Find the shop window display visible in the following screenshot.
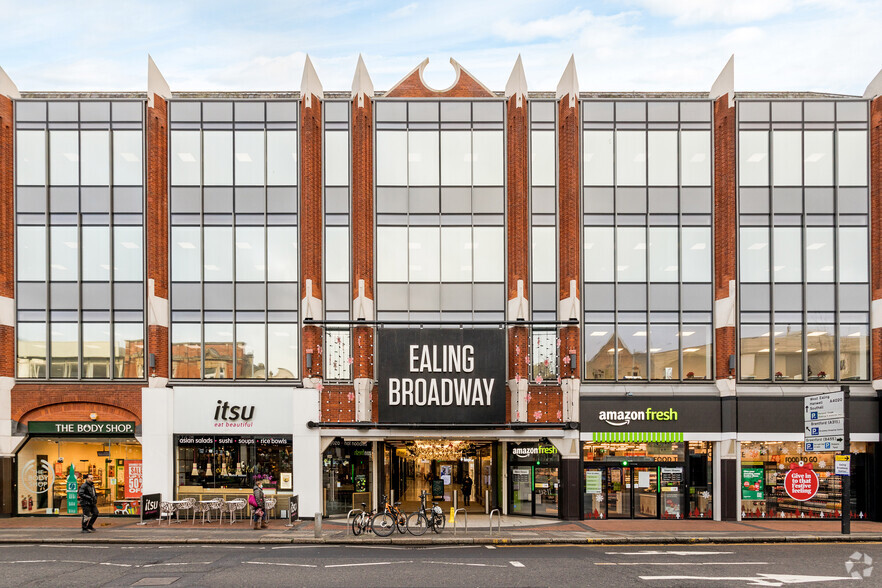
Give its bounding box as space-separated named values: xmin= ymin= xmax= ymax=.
xmin=322 ymin=440 xmax=373 ymax=516
xmin=740 ymin=441 xmax=865 ymax=519
xmin=16 ymin=437 xmax=142 ymax=515
xmin=175 ymin=435 xmax=293 ymax=504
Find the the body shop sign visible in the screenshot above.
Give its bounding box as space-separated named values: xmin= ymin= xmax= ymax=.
xmin=784 ymin=462 xmax=819 ymax=501
xmin=378 ymin=329 xmax=506 ymax=424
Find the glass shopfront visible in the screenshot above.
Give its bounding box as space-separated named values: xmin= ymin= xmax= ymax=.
xmin=174 ymin=435 xmax=293 ymax=504
xmin=582 ymin=441 xmax=712 ymax=519
xmin=508 ymin=442 xmax=560 ymax=517
xmin=740 ymin=441 xmax=868 ymax=519
xmin=322 ymin=439 xmax=373 ymax=516
xmin=16 ymin=436 xmax=142 ymax=516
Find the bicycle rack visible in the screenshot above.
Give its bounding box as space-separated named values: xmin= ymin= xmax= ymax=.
xmin=345 ymin=509 xmax=363 ymax=536
xmin=453 ymin=508 xmax=468 ymax=535
xmin=489 ymin=508 xmax=501 ymax=536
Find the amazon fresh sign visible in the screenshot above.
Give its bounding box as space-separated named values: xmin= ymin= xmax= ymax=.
xmin=582 ymin=396 xmax=722 ymax=434
xmin=599 ymin=408 xmax=679 ymax=426
xmin=378 ymin=329 xmax=506 ymax=424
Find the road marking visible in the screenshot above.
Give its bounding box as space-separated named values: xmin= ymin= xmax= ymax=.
xmin=140 ymin=562 xmax=213 ymax=568
xmin=485 ymin=545 xmax=496 ymax=549
xmin=0 ymin=560 xmax=131 ymax=567
xmin=244 ymin=561 xmax=318 ymax=568
xmin=271 ymin=545 xmax=320 ymax=550
xmin=510 ymin=561 xmax=525 ymax=567
xmin=325 ymin=561 xmax=413 ymax=568
xmin=639 ymin=573 xmax=858 ymax=586
xmin=40 ymin=545 xmax=109 ymax=549
xmin=599 ymin=562 xmax=769 ymax=566
xmin=605 ymin=550 xmax=735 ymax=555
xmin=422 ymin=560 xmax=507 ymax=568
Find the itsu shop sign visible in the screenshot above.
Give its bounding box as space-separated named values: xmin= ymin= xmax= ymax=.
xmin=784 ymin=461 xmax=820 ymax=502
xmin=378 ymin=329 xmax=506 ymax=424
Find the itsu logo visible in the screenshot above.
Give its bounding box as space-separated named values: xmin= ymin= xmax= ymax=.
xmin=213 ymin=400 xmax=254 ymax=428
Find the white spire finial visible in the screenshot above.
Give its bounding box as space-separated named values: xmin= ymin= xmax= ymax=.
xmin=147 ymin=55 xmax=171 ymax=108
xmin=351 ymin=54 xmax=374 ymax=108
xmin=301 ymin=55 xmax=324 ymax=109
xmin=0 ymin=65 xmax=19 ymax=99
xmin=556 ymin=55 xmax=579 ymax=108
xmin=505 ymin=54 xmax=528 ymax=108
xmin=710 ymin=54 xmax=735 ymax=108
xmin=864 ymin=68 xmax=882 ymax=100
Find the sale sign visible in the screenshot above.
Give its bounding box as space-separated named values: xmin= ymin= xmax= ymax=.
xmin=124 ymin=460 xmax=143 ymax=499
xmin=784 ymin=462 xmax=819 ymax=502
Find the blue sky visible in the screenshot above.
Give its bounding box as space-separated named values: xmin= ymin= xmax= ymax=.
xmin=2 ymin=0 xmax=881 ymax=95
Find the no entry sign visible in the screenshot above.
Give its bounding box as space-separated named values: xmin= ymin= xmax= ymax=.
xmin=784 ymin=462 xmax=819 ymax=502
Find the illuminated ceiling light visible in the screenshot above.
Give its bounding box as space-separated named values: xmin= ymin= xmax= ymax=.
xmin=820 ymin=266 xmax=833 ymax=271
xmin=684 ymin=348 xmax=699 ymax=353
xmin=63 ymin=153 xmax=78 ymax=162
xmin=121 ymin=153 xmax=139 ymax=162
xmin=690 ymin=243 xmax=706 ymax=250
xmin=634 ymin=243 xmax=646 ymax=250
xmin=758 ymin=348 xmax=770 ymax=353
xmin=178 ymin=242 xmax=196 ymax=249
xmin=178 ymin=153 xmax=196 ymax=162
xmin=747 ymin=153 xmax=766 ymax=163
xmin=806 ymin=243 xmax=825 ymax=250
xmin=204 ymin=264 xmax=219 ymax=271
xmin=236 ymin=242 xmax=252 ymax=249
xmin=848 ymin=332 xmax=862 ymax=337
xmin=805 ymin=153 xmax=824 ymax=162
xmin=63 ymin=241 xmax=77 ymax=249
xmin=679 ymin=331 xmax=695 ymax=337
xmin=121 ymin=242 xmax=139 ymax=249
xmin=748 ymin=243 xmax=767 ymax=250
xmin=590 ymin=331 xmax=608 ymax=337
xmin=649 ymin=348 xmax=661 ymax=352
xmin=633 ymin=331 xmax=647 ymax=337
xmin=664 ymin=266 xmax=677 ymax=272
xmin=807 ymin=331 xmax=827 ymax=337
xmin=235 ymin=153 xmax=253 ymax=162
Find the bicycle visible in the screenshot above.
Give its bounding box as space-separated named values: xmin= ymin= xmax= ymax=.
xmin=371 ymin=494 xmax=407 ymax=536
xmin=351 ymin=502 xmax=373 ymax=536
xmin=406 ymin=490 xmax=445 ymax=536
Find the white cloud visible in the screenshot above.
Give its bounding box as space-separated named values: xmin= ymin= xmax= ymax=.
xmin=493 ymin=9 xmax=598 ymax=42
xmin=389 ymin=2 xmax=418 ymax=19
xmin=636 ymin=0 xmax=797 ymax=25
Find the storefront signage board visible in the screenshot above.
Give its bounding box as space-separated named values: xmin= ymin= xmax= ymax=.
xmin=581 ymin=396 xmax=721 ymax=433
xmin=784 ymin=463 xmax=819 ymax=501
xmin=141 ymin=493 xmax=161 ymax=521
xmin=834 ymin=455 xmax=851 ymax=476
xmin=804 ymin=391 xmax=844 ymax=421
xmin=377 ymin=329 xmax=506 ymax=424
xmin=660 ymin=467 xmax=683 ymax=485
xmin=28 ymin=421 xmax=135 ymax=435
xmin=741 ymin=467 xmax=764 ymax=500
xmin=173 ymin=388 xmax=294 ymax=434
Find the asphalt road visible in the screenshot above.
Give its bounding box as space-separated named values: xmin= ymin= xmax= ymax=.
xmin=0 ymin=543 xmax=877 ymax=587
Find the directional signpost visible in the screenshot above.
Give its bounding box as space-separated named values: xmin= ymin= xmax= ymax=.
xmin=804 ymin=387 xmax=850 ymax=534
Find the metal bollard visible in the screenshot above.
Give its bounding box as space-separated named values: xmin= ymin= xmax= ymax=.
xmin=453 ymin=490 xmax=458 ymax=510
xmin=314 ymin=513 xmax=322 ymax=538
xmin=489 ymin=509 xmax=501 ymax=536
xmin=453 ymin=508 xmax=468 ymax=536
xmin=485 ymin=489 xmax=490 ymax=514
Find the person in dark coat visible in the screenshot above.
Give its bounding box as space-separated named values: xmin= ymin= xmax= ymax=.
xmin=461 ymin=473 xmax=473 ymax=506
xmin=78 ymin=473 xmax=98 ymax=533
xmin=251 ymin=480 xmax=267 ymax=529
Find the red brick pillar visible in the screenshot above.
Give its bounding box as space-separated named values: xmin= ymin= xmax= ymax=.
xmin=506 ymin=69 xmax=529 ymax=422
xmin=146 ymin=93 xmax=169 ymax=383
xmin=351 ymin=58 xmax=374 ymax=422
xmin=300 ymin=59 xmax=323 ymax=385
xmin=713 ymin=95 xmax=737 ymax=383
xmin=558 ymin=74 xmax=580 ymax=382
xmin=871 ymin=96 xmax=882 ymax=385
xmin=0 ymin=92 xmax=13 ymax=385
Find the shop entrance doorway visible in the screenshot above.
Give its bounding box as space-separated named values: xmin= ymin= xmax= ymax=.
xmin=381 ymin=440 xmax=497 ymax=515
xmin=585 ymin=463 xmax=685 ymax=519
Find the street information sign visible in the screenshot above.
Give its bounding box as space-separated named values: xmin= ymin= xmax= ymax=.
xmin=804 ymin=391 xmax=845 ymax=452
xmin=834 ymin=455 xmax=851 ymax=476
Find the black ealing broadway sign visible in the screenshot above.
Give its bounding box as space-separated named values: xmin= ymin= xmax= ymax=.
xmin=378 ymin=329 xmax=506 ymax=424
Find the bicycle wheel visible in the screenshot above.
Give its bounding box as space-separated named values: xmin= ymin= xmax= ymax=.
xmin=432 ymin=512 xmax=446 ymax=534
xmin=396 ymin=513 xmax=408 ymax=534
xmin=371 ymin=512 xmax=396 ymax=537
xmin=351 ymin=513 xmax=364 ymax=536
xmin=406 ymin=512 xmax=429 ymax=536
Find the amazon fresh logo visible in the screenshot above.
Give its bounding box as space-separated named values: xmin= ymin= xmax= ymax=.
xmin=599 ymin=408 xmax=678 ymax=427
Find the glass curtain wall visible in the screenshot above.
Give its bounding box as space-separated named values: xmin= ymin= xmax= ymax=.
xmin=530 ymin=100 xmax=559 ymax=382
xmin=323 ymin=101 xmax=352 ymax=381
xmin=169 ymin=101 xmax=299 ymax=380
xmin=738 ymin=100 xmax=870 ymax=381
xmin=582 ymin=100 xmax=713 ymax=381
xmin=15 ymin=100 xmax=146 ymax=380
xmin=374 ymin=100 xmax=506 ymax=322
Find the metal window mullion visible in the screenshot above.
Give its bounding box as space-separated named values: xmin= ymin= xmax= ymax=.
xmin=45 ymin=127 xmax=51 ymax=380
xmin=643 ymin=120 xmax=651 ymax=381
xmin=199 ymin=111 xmax=206 ymax=380
xmin=77 ymin=121 xmax=85 ymax=380
xmin=832 ymin=107 xmax=841 ymax=380
xmin=768 ymin=128 xmax=776 ymax=381
xmin=800 ymin=107 xmax=808 ymax=383
xmin=108 ymin=120 xmax=116 ymax=380
xmin=677 ymin=122 xmax=684 ymax=382
xmin=612 ymin=124 xmax=619 ymax=382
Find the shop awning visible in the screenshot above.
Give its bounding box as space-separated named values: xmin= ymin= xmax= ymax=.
xmin=591 ymin=432 xmax=684 ymax=443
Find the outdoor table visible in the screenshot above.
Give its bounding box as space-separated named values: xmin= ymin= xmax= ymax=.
xmin=169 ymin=499 xmax=191 ymax=522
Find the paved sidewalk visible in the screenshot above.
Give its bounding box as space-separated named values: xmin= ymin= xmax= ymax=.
xmin=1 ymin=515 xmax=881 ymax=545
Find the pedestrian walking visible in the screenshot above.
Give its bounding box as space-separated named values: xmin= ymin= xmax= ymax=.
xmin=250 ymin=479 xmax=267 ymax=530
xmin=78 ymin=473 xmax=98 ymax=533
xmin=461 ymin=473 xmax=473 ymax=506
